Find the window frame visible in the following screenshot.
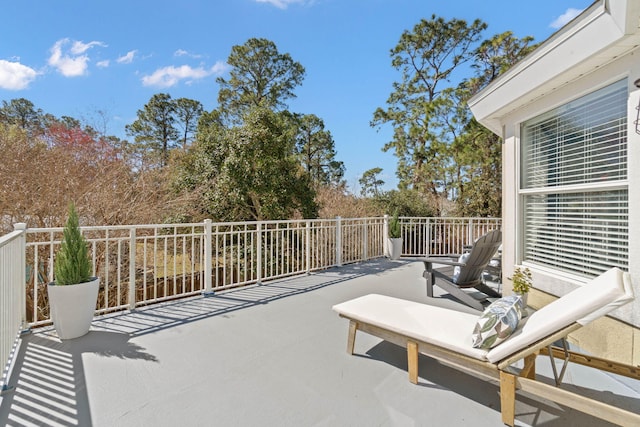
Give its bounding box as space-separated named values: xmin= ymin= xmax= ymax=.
xmin=518 ymin=78 xmax=629 ymax=278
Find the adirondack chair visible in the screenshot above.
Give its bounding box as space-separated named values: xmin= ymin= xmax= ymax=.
xmin=422 ymin=229 xmax=502 ymax=311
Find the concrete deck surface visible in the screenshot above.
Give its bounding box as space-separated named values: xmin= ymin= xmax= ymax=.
xmin=1 ymin=259 xmax=638 ymax=426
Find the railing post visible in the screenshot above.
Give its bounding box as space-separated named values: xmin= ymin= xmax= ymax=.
xmin=256 ymin=222 xmax=263 ymax=284
xmin=425 ymin=218 xmax=431 ymax=257
xmin=335 ymin=216 xmax=342 ymax=267
xmin=305 ymin=221 xmax=311 ymax=273
xmin=128 ymin=227 xmax=137 ymax=310
xmin=363 ymin=218 xmax=368 ymax=260
xmin=383 ymin=215 xmax=389 ymax=258
xmin=467 ymin=218 xmax=474 ymax=246
xmin=14 ymin=223 xmax=27 ymax=330
xmin=203 ymin=219 xmax=213 ymax=296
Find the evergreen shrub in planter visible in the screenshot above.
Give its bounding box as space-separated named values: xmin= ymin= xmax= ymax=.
xmin=387 ymin=211 xmax=403 ymax=260
xmin=48 ymin=203 xmax=99 ymax=340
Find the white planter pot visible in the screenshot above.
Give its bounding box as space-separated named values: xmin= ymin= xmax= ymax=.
xmin=48 ymin=277 xmax=99 ymax=340
xmin=387 ymin=238 xmax=403 ymax=260
xmin=514 ymin=291 xmax=529 ymax=316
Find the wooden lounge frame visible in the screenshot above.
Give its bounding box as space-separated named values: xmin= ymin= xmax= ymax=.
xmin=334 ymin=268 xmax=638 ymax=426
xmin=342 ymin=316 xmax=640 ymax=426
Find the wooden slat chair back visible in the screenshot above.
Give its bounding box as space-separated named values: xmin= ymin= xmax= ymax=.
xmin=455 ymin=229 xmax=502 ymax=287
xmin=422 ymin=229 xmax=502 ymax=311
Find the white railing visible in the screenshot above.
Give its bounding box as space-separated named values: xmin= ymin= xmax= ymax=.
xmin=1 ymin=216 xmax=500 ymax=384
xmin=2 ymin=215 xmax=500 ymax=335
xmin=1 ymin=223 xmax=26 ymax=392
xmin=21 ymin=217 xmax=394 ymax=326
xmin=399 ymin=217 xmax=502 ymax=256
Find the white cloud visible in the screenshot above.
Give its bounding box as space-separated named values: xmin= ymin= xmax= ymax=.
xmin=255 ymin=0 xmax=309 ymax=9
xmin=141 ymin=61 xmax=229 ymax=88
xmin=97 ymin=60 xmax=110 ymax=68
xmin=48 ymin=38 xmax=106 ymax=77
xmin=117 ymin=50 xmax=137 ymax=64
xmin=174 ymin=49 xmax=203 ymax=59
xmin=70 ymin=40 xmax=106 ymax=55
xmin=210 ymin=61 xmax=229 ymax=74
xmin=550 ymin=8 xmax=583 ymax=29
xmin=0 ymin=59 xmax=38 ymax=90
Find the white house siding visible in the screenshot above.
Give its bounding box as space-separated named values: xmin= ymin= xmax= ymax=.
xmin=469 ymin=1 xmax=640 ymax=362
xmin=500 ymin=52 xmax=640 ymax=327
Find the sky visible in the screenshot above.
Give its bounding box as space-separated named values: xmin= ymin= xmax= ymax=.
xmin=1 ymin=0 xmax=591 ymax=192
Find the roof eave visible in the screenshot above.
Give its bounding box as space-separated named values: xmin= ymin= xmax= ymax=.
xmin=469 ymin=0 xmax=640 ymax=135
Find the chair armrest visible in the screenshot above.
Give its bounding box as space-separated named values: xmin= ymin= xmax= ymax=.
xmin=422 ymin=257 xmax=464 ymax=267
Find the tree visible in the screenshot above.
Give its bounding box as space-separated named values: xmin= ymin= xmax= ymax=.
xmin=372 ymin=16 xmax=486 ymax=211
xmin=359 ymin=167 xmax=385 ymax=197
xmin=294 ymin=114 xmax=344 ymax=187
xmin=174 ymin=98 xmax=203 ymax=149
xmin=0 ymin=98 xmax=50 ymax=137
xmin=126 ymin=93 xmax=179 ymax=168
xmin=452 ymin=32 xmax=535 ymax=216
xmin=174 ymin=105 xmax=317 ymax=221
xmin=0 ymin=122 xmax=125 ymax=228
xmin=373 ymin=17 xmax=535 ymax=217
xmin=216 ymin=38 xmax=305 ymax=123
xmin=469 ymin=31 xmax=535 ymax=93
xmin=0 ymin=104 xmax=176 ymax=232
xmin=452 ymin=120 xmax=502 ymax=216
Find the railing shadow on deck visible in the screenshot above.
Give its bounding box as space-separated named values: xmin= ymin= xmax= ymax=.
xmin=0 ymin=258 xmax=410 ymax=426
xmin=92 ymin=258 xmax=412 ymax=338
xmin=0 ymin=331 xmax=157 ymax=427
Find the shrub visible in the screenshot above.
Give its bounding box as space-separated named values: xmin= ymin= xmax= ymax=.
xmin=511 ymin=267 xmax=533 ymax=294
xmin=54 ymin=203 xmax=92 ymax=285
xmin=388 ymin=210 xmax=401 ymax=239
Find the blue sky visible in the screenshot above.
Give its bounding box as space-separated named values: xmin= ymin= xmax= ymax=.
xmin=1 ymin=0 xmax=590 ymax=192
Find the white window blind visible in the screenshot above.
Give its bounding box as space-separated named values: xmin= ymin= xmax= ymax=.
xmin=520 ymin=80 xmax=628 ymax=278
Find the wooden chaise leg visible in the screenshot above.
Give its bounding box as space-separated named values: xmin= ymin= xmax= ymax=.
xmin=407 ymin=341 xmax=419 ymax=384
xmin=500 ymin=371 xmax=516 ymax=426
xmin=521 ymin=354 xmax=536 ymax=379
xmin=347 ymin=320 xmax=358 ymax=355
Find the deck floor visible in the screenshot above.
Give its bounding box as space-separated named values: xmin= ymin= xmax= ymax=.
xmin=1 ymin=259 xmax=638 ymax=426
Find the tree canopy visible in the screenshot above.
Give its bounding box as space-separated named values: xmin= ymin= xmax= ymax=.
xmin=126 ymin=93 xmax=205 ymax=168
xmin=0 ymin=98 xmax=53 ymax=137
xmin=1 ymin=24 xmax=537 ymax=228
xmin=359 ymin=167 xmax=384 ymax=197
xmin=216 ymin=38 xmax=305 ymax=123
xmin=372 ymin=16 xmax=534 ymax=216
xmin=174 ymin=105 xmax=318 ymax=221
xmin=294 ymin=114 xmax=345 ymax=188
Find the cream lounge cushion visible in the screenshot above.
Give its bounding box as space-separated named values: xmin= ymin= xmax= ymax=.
xmin=332 ymin=268 xmax=633 ymax=365
xmin=486 ymin=267 xmax=633 ymax=363
xmin=333 ymin=294 xmax=489 ymax=360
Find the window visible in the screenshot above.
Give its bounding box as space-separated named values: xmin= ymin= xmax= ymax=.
xmin=520 ymin=79 xmax=628 ymax=278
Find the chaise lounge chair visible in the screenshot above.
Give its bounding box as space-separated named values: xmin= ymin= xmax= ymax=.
xmin=422 ymin=229 xmax=502 ymax=311
xmin=333 ymin=267 xmax=638 ymax=426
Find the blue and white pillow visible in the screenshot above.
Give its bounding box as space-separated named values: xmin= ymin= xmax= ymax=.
xmin=452 ymin=252 xmax=470 ymax=284
xmin=471 ymin=295 xmax=523 ymax=349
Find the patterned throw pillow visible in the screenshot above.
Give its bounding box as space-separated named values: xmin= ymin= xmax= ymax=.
xmin=452 ymin=252 xmax=470 ymax=284
xmin=471 ymin=296 xmax=523 ymax=349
